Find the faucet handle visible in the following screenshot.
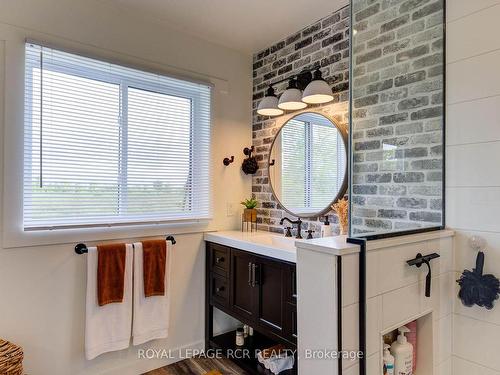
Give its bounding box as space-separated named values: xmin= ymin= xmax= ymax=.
xmin=284 ymin=227 xmax=293 ymax=237
xmin=306 ymin=230 xmax=315 ymax=240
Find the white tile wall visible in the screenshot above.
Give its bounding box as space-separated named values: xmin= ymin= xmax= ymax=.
xmin=447 ymin=96 xmax=500 ymax=146
xmin=453 ymin=356 xmax=500 ymax=375
xmin=447 ymin=4 xmax=500 ymax=63
xmin=446 ymin=0 xmax=500 ymax=22
xmin=447 ymin=0 xmax=500 ymax=372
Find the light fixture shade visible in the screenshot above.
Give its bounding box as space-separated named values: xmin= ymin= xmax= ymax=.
xmin=257 ymin=86 xmax=284 ymax=116
xmin=278 ymin=88 xmax=307 ymax=110
xmin=302 ymin=70 xmax=334 ymax=104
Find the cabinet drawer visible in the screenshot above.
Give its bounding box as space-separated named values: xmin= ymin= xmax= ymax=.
xmin=209 ymin=243 xmax=230 ymax=277
xmin=210 ymin=273 xmax=229 ymax=307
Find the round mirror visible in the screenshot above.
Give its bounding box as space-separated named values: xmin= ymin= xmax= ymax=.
xmin=268 ymin=112 xmax=347 ymax=218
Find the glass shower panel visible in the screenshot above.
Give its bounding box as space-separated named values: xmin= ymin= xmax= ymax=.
xmin=349 ymin=0 xmax=445 ymax=237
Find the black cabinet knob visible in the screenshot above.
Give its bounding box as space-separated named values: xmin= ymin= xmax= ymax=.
xmin=216 ymin=286 xmax=225 ymax=293
xmin=216 ymin=256 xmax=225 ymax=263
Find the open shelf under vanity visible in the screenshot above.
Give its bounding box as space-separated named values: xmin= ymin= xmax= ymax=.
xmin=209 ymin=329 xmax=297 ymax=375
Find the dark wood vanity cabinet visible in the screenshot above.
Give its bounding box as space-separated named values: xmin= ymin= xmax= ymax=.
xmin=206 ymin=242 xmax=297 ymax=346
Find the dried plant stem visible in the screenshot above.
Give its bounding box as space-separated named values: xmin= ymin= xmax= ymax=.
xmin=332 ymin=197 xmax=349 ymax=235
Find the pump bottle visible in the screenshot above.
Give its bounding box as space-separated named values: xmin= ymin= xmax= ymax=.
xmin=383 ymin=344 xmax=395 ymax=375
xmin=390 ymin=326 xmax=413 ymax=375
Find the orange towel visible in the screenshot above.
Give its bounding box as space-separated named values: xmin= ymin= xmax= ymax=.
xmin=142 ymin=240 xmax=167 ymax=297
xmin=97 ymin=243 xmax=127 ymax=306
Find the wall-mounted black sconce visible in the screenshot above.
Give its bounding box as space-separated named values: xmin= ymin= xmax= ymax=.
xmin=257 ymin=68 xmax=334 ymax=117
xmin=241 ymin=146 xmax=259 ymax=175
xmin=407 ymin=252 xmax=440 ymax=297
xmin=269 ymin=159 xmax=275 ymax=167
xmin=457 ymin=236 xmax=500 ymax=310
xmin=223 ymin=156 xmax=234 ymax=166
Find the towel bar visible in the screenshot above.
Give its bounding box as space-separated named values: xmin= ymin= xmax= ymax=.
xmin=75 ymin=235 xmax=177 ymax=254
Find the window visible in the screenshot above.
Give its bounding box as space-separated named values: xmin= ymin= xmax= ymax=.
xmin=281 ymin=115 xmax=346 ymax=214
xmin=24 ymin=43 xmax=211 ymax=230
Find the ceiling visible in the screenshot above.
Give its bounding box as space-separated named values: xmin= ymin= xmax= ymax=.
xmin=98 ymin=0 xmax=349 ymax=55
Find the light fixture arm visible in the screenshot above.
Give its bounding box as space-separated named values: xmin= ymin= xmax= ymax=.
xmin=267 ymin=68 xmax=317 ymax=91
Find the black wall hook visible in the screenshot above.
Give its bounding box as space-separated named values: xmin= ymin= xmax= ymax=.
xmin=407 ymin=252 xmax=440 ymax=297
xmin=243 ymin=146 xmax=254 ymax=156
xmin=223 ymin=156 xmax=234 ymax=166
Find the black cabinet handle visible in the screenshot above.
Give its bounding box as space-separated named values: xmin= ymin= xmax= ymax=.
xmin=252 ymin=263 xmax=259 ymax=287
xmin=248 ymin=262 xmax=252 ymax=286
xmin=216 ymin=256 xmax=225 ymax=264
xmin=216 ymin=286 xmax=225 ymax=293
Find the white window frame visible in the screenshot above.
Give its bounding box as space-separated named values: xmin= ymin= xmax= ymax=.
xmin=2 ymin=38 xmax=214 ymax=248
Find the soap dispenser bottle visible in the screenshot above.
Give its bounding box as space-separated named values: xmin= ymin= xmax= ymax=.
xmin=391 ymin=326 xmax=413 ymax=375
xmin=320 ymin=216 xmax=333 ymax=237
xmin=383 ymin=344 xmax=395 ymax=375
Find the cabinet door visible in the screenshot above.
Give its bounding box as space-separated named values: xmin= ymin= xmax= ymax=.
xmin=254 ymin=256 xmax=285 ymax=335
xmin=229 ymin=249 xmax=257 ymax=320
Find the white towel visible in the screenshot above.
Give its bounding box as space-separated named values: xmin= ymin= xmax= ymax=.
xmin=268 ymin=355 xmax=295 ymax=374
xmin=85 ymin=245 xmax=133 ymax=360
xmin=132 ymin=241 xmax=172 ymax=345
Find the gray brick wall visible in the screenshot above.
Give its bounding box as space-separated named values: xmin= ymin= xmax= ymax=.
xmin=351 ymin=0 xmax=444 ymax=235
xmin=252 ymin=6 xmax=350 ymax=235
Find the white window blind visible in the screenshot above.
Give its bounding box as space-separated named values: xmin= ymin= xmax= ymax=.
xmin=281 ymin=116 xmax=345 ymax=213
xmin=24 ymin=42 xmax=212 ymax=230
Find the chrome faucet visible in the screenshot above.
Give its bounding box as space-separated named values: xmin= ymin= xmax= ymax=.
xmin=280 ymin=217 xmax=303 ymax=239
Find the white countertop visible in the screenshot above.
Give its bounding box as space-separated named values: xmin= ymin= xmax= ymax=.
xmin=294 ymin=235 xmax=360 ymax=256
xmin=204 ymin=229 xmax=454 ymax=261
xmin=204 ymin=230 xmax=360 ymax=262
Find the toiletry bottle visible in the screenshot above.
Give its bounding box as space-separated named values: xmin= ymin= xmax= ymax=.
xmin=320 ymin=216 xmax=333 ymax=237
xmin=236 ymin=328 xmax=245 ymax=346
xmin=391 ymin=326 xmax=413 ymax=375
xmin=383 ymin=344 xmax=395 ymax=375
xmin=406 ymin=320 xmax=417 ymax=373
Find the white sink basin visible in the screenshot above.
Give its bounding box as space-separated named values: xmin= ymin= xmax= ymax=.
xmin=204 ymin=231 xmax=299 ymax=263
xmin=269 ymin=235 xmax=297 ymax=250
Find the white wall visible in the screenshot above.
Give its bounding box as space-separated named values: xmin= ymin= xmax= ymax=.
xmin=0 ymin=0 xmax=252 ymax=374
xmin=446 ymin=0 xmax=500 ymax=373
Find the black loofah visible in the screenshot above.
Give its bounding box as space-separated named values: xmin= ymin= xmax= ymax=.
xmin=242 ymin=156 xmax=259 ymax=175
xmin=457 ymin=252 xmax=500 ymax=310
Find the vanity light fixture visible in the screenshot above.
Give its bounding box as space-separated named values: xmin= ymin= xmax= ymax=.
xmin=257 ymin=68 xmax=333 ymax=117
xmin=278 ymin=78 xmax=308 ymax=110
xmin=257 ymin=86 xmax=284 ymax=116
xmin=302 ymin=69 xmax=334 ymax=104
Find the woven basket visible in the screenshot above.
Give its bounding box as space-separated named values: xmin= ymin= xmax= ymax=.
xmin=0 ymin=339 xmax=23 ymax=375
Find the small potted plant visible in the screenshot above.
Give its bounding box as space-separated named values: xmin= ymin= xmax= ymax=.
xmin=241 ymin=197 xmax=258 ymax=222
